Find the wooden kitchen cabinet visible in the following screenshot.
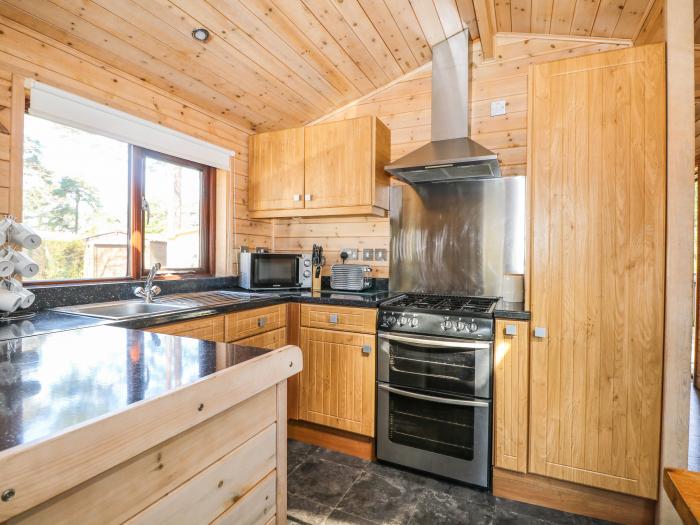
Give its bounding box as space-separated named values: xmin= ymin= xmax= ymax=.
xmin=298 ymin=327 xmax=376 ymax=437
xmin=528 ymin=44 xmax=665 ymax=499
xmin=300 ymin=304 xmax=376 ymax=334
xmin=235 ymin=327 xmax=286 ymax=349
xmin=143 ymin=315 xmax=225 ymax=342
xmin=224 ymin=304 xmax=287 ymax=342
xmin=248 ymin=116 xmax=390 ymax=219
xmin=493 ymin=319 xmax=529 ymax=473
xmin=249 ymin=127 xmax=304 ymax=212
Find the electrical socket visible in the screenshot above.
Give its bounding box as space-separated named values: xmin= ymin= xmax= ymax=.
xmin=362 ymin=248 xmax=374 ymax=261
xmin=490 ymin=100 xmax=506 ymax=116
xmin=374 ymin=249 xmax=387 ymax=262
xmin=341 ymin=248 xmax=358 ymax=260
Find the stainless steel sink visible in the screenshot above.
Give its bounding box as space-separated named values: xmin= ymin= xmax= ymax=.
xmin=54 ymin=300 xmax=193 ymax=320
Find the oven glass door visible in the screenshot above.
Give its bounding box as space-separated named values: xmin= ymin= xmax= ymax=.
xmin=251 ymin=254 xmax=300 ymax=288
xmin=376 ymin=383 xmax=491 ymax=487
xmin=378 ymin=332 xmax=492 ymax=398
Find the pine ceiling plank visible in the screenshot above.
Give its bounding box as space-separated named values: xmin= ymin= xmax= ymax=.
xmin=530 ymin=0 xmax=554 ymax=32
xmin=493 ymin=0 xmax=513 ymax=32
xmin=2 ymin=0 xmax=277 ymax=130
xmin=550 ymin=0 xmax=577 ymax=33
xmin=382 ymin=0 xmax=432 ymax=63
xmin=325 ymin=0 xmax=405 ymax=77
xmin=206 ymin=0 xmax=348 ymax=105
xmin=168 ymin=0 xmax=333 ymax=114
xmin=408 ymin=0 xmax=447 ymax=45
xmin=612 ymin=0 xmax=650 ymax=38
xmin=455 ymin=0 xmax=481 ymax=37
xmin=126 ymin=0 xmax=318 ymax=125
xmin=241 ymin=0 xmax=363 ymax=102
xmin=357 ymin=0 xmax=421 ymax=71
xmin=473 ymin=0 xmax=497 ymax=58
xmin=590 ymin=0 xmax=625 ymax=37
xmin=570 ymin=0 xmax=601 ymax=35
xmin=433 ymin=0 xmax=465 ymax=37
xmin=510 ymin=0 xmax=532 ymax=32
xmin=269 ymin=0 xmax=375 ymax=94
xmin=64 ymin=0 xmax=300 ymax=129
xmin=300 ymin=0 xmax=392 ymax=87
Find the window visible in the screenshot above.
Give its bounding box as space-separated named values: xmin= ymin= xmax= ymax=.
xmin=22 ymin=115 xmax=215 ymax=282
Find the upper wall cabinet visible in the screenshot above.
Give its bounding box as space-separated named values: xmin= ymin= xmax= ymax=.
xmin=248 ymin=116 xmax=391 ymax=218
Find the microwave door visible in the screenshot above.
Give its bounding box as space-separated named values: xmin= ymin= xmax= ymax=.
xmin=251 ymin=254 xmax=301 ymax=289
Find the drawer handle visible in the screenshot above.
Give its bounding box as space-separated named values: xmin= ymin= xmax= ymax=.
xmin=504 ymin=324 xmax=517 ymax=336
xmin=329 ymin=314 xmax=338 ymax=324
xmin=257 ymin=317 xmax=267 ymax=328
xmin=362 ymin=344 xmax=372 ymax=355
xmin=533 ymin=326 xmax=547 ymax=338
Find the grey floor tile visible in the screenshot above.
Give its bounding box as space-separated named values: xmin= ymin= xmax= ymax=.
xmin=408 ymin=490 xmax=495 ymax=525
xmin=289 ymin=455 xmax=364 ymax=507
xmin=288 ymin=493 xmax=333 ymax=525
xmin=314 ymin=446 xmax=371 ymax=469
xmin=325 ymin=509 xmax=382 ymax=524
xmin=289 ymin=439 xmax=321 ymax=476
xmin=365 ymin=460 xmax=453 ymax=493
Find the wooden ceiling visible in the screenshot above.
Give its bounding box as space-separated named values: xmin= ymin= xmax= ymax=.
xmin=1 ymin=0 xmax=658 ymax=134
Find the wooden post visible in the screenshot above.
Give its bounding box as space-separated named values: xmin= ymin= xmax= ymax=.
xmin=659 ymin=0 xmax=695 ymax=523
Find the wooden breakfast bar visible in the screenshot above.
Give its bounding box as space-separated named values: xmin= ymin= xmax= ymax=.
xmin=0 ymin=326 xmax=302 ymax=525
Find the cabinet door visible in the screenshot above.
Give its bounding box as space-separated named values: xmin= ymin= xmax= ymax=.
xmin=529 ymin=44 xmax=665 ymax=499
xmin=249 ymin=128 xmax=304 ymax=211
xmin=494 ymin=320 xmax=529 ymax=473
xmin=304 ymin=117 xmax=373 ymax=209
xmin=298 ymin=327 xmax=376 ymax=437
xmin=234 ymin=327 xmax=286 ymax=349
xmin=224 ymin=304 xmax=287 ymax=342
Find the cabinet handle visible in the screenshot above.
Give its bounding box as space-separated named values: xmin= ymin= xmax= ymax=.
xmin=305 ymin=194 xmax=312 ymax=201
xmin=362 ymin=344 xmax=372 ymax=355
xmin=329 ymin=314 xmax=338 ymax=324
xmin=293 ymin=194 xmax=301 ymax=202
xmin=533 ymin=326 xmax=547 ymax=338
xmin=257 ymin=317 xmax=267 ymax=328
xmin=504 ymin=324 xmax=517 ymax=336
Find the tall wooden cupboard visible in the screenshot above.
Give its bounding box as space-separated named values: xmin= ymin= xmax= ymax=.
xmin=528 ymin=44 xmax=666 ymax=499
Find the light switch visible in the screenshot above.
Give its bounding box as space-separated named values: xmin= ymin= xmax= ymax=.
xmin=490 ymin=100 xmax=506 ymax=116
xmin=504 ymin=324 xmax=517 ymax=336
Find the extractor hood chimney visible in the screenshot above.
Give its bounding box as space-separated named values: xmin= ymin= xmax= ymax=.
xmin=384 ymin=30 xmax=501 ymax=184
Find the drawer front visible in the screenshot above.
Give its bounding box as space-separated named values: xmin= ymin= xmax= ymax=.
xmin=235 ymin=327 xmax=287 ymax=349
xmin=143 ymin=315 xmax=225 ymax=341
xmin=225 ymin=304 xmax=287 ymax=341
xmin=300 ymin=304 xmax=376 ymax=334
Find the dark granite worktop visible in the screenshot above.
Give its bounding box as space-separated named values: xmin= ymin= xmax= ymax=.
xmin=0 ymin=325 xmax=270 ymax=454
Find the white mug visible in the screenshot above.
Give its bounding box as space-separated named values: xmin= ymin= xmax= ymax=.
xmin=0 ymin=219 xmax=12 ymax=246
xmin=5 ymin=278 xmax=34 ymax=309
xmin=0 ymin=254 xmax=15 ymax=278
xmin=0 ymin=289 xmax=22 ymax=313
xmin=7 ymin=249 xmax=39 ymax=278
xmin=9 ymin=221 xmax=42 ymax=250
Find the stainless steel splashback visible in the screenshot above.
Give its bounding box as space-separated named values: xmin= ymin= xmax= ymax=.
xmin=389 ymin=177 xmax=525 ymax=296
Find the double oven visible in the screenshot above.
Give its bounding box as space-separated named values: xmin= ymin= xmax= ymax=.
xmin=376 ymin=321 xmax=493 ymax=488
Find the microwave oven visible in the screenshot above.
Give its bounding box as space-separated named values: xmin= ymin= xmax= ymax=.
xmin=239 ymin=252 xmax=312 ymax=290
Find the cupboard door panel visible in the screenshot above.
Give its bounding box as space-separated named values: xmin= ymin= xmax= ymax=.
xmin=529 ymin=44 xmax=665 ymax=499
xmin=304 ymin=118 xmax=373 ymax=209
xmin=298 ymin=328 xmax=376 ymax=437
xmin=249 ymin=128 xmax=304 ymax=211
xmin=494 ymin=320 xmax=529 ymax=473
xmin=235 ymin=327 xmax=287 ymax=349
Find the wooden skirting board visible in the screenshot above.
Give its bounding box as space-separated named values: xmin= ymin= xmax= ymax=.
xmin=492 ymin=468 xmax=656 ymax=525
xmin=287 ymin=420 xmax=374 ymax=461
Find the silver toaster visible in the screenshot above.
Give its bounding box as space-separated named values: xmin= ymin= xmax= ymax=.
xmin=330 ymin=264 xmax=372 ymax=291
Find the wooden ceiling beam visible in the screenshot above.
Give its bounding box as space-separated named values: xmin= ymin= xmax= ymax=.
xmin=473 ymin=0 xmax=497 ymax=59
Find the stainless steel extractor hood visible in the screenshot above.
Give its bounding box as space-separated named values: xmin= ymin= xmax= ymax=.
xmin=385 ymin=30 xmax=501 ymax=184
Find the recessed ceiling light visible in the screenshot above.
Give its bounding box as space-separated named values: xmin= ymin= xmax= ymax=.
xmin=191 ymin=28 xmax=210 ymax=42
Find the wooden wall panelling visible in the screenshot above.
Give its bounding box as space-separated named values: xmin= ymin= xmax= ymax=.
xmin=493 ymin=319 xmax=529 ymax=473
xmin=273 ymin=36 xmax=630 ymax=277
xmin=528 ymin=44 xmax=665 ymax=499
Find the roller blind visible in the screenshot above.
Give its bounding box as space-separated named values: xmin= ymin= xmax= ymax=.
xmin=26 ymin=81 xmax=235 ymax=169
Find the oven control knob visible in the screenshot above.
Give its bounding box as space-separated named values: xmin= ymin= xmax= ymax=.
xmin=441 ymin=319 xmax=453 ymax=331
xmin=304 ymin=259 xmax=311 ymax=267
xmin=410 ymin=317 xmax=419 ymax=328
xmin=468 ymin=321 xmax=478 ymax=333
xmin=456 ymin=321 xmax=466 ymax=332
xmin=303 ymin=270 xmax=311 ymax=278
xmin=386 ymin=315 xmax=396 ymax=326
xmin=399 ymin=316 xmax=408 ymax=326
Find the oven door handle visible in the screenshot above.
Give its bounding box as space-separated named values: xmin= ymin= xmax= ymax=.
xmin=378 ymin=333 xmax=490 ymax=350
xmin=377 ymin=384 xmax=490 ymax=408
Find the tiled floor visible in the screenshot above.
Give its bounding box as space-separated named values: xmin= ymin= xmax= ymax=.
xmin=689 ymin=386 xmax=700 ymax=471
xmin=287 ymin=440 xmax=613 ymax=525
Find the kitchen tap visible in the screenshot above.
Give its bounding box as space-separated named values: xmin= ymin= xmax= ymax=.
xmin=134 ymin=263 xmax=162 ymax=303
